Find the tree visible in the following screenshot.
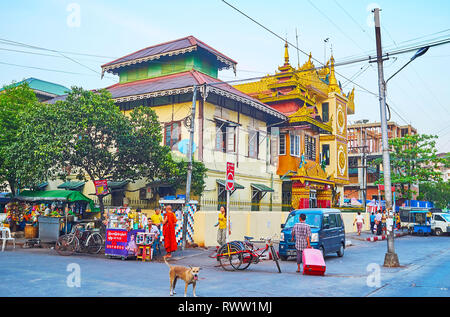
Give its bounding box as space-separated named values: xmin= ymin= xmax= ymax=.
xmin=55 ymin=87 xmax=178 ymax=214
xmin=372 ymin=134 xmax=445 ymax=200
xmin=418 ymin=182 xmax=450 ymax=209
xmin=0 ymin=82 xmax=60 ymax=194
xmin=171 ymin=158 xmax=208 ymax=197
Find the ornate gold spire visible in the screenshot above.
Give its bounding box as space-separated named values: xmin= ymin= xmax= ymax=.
xmin=328 ymin=55 xmax=341 ymax=93
xmin=284 ymin=41 xmax=290 ymax=65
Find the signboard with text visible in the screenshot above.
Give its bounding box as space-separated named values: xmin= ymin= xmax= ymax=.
xmin=104 ymin=229 xmax=144 ymax=257
xmin=94 ymin=179 xmax=109 ymax=196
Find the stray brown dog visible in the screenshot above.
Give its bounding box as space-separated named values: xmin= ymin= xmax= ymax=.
xmin=164 ymin=257 xmax=201 ymax=297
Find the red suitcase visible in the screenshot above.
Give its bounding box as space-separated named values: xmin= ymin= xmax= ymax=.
xmin=302 ymin=248 xmax=326 ymax=276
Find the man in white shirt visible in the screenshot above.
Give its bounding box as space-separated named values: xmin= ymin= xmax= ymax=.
xmin=146 ymin=219 xmax=160 ymax=238
xmin=353 ymin=211 xmax=365 ymax=235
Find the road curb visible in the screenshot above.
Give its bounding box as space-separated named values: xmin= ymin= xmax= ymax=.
xmin=366 ymin=232 xmax=408 ymax=242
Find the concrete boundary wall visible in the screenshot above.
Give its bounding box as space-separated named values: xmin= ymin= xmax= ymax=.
xmin=193 ymin=211 xmax=370 ymax=247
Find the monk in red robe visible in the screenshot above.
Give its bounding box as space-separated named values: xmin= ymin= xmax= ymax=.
xmin=162 ymin=205 xmax=177 ymax=258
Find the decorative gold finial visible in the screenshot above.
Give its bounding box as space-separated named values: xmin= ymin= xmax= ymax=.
xmin=284 ymin=41 xmax=290 ymax=65
xmin=328 ymin=55 xmax=340 ymax=93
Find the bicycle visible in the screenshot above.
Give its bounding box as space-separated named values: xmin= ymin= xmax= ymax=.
xmin=215 ymin=236 xmax=281 ymax=273
xmin=55 ymin=224 xmax=103 ymax=256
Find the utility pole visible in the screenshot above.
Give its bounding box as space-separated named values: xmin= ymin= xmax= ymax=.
xmin=182 ymin=85 xmax=198 ymax=251
xmin=363 ymin=128 xmax=368 ymax=212
xmin=373 ymin=8 xmax=399 ymax=267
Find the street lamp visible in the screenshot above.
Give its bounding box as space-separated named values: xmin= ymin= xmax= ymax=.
xmin=386 ymin=46 xmax=430 ymax=85
xmin=373 ymin=8 xmax=429 ymax=267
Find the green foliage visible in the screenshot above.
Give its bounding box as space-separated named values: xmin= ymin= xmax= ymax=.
xmin=418 ymin=182 xmax=450 ymax=209
xmin=0 ymin=82 xmax=50 ymax=194
xmin=0 ymin=84 xmax=208 ymax=206
xmin=170 ymin=158 xmax=208 ymax=197
xmin=372 ymin=134 xmax=445 ymax=200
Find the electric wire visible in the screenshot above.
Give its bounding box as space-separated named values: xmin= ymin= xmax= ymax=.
xmin=306 ymin=0 xmax=368 ymax=54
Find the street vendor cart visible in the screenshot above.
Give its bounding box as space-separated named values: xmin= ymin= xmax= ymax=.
xmin=15 ymin=190 xmax=98 ymax=243
xmin=104 ymin=206 xmax=146 ymax=260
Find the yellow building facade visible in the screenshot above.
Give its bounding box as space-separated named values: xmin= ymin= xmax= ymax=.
xmin=235 ymin=44 xmax=355 ymax=207
xmin=47 ymin=36 xmax=287 ymax=212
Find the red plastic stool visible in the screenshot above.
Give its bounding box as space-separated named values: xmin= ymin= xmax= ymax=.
xmin=136 ymin=245 xmax=152 ymax=262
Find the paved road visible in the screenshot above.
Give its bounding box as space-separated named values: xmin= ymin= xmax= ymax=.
xmin=0 ymin=234 xmax=448 ymax=297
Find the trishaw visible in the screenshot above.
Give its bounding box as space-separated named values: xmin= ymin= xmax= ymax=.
xmin=409 ymin=210 xmax=432 ymax=236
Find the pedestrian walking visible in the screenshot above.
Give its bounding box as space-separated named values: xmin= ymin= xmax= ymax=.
xmin=291 ymin=213 xmax=311 ymax=273
xmin=214 ymin=206 xmax=229 ymax=247
xmin=353 ymin=211 xmax=365 ymax=235
xmin=370 ymin=212 xmax=376 ymax=233
xmin=375 ymin=211 xmax=382 ymax=235
xmin=162 ymin=205 xmax=177 ymax=258
xmin=381 ymin=213 xmax=387 ymax=234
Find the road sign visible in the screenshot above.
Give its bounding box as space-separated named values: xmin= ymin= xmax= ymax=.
xmin=226 ymin=162 xmax=235 ymax=191
xmin=377 ymin=184 xmax=395 ymax=192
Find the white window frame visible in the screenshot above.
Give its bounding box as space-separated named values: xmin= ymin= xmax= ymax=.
xmin=279 ymin=134 xmax=286 ymax=156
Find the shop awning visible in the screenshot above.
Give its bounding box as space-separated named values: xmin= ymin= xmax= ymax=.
xmin=146 ymin=179 xmax=176 ymax=188
xmin=251 ymin=183 xmax=274 ymax=193
xmin=37 ymin=182 xmax=49 ymax=190
xmin=0 ymin=192 xmax=12 ymax=204
xmin=16 ymin=190 xmax=92 ymax=203
xmin=108 ymin=180 xmax=129 ymax=189
xmin=57 ymin=181 xmax=85 ymax=190
xmin=216 ymin=179 xmax=245 ymax=190
xmin=217 ymin=179 xmax=244 ymax=197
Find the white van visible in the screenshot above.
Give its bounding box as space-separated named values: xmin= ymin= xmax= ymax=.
xmin=431 ymin=213 xmax=450 ymax=236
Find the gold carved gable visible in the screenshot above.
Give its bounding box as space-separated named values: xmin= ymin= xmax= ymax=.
xmin=297 ymin=160 xmax=328 ymax=180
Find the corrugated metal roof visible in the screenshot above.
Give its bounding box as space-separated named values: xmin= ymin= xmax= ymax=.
xmin=46 ymin=71 xmax=287 ymax=121
xmin=1 ymin=78 xmax=70 ymax=96
xmin=105 ymin=70 xmax=286 ymax=120
xmin=101 ymin=36 xmax=237 ymax=70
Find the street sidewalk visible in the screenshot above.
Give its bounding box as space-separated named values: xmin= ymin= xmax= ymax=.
xmin=347 ymin=229 xmax=409 ymax=242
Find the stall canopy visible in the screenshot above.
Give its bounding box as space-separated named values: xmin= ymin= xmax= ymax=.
xmin=15 ymin=190 xmax=97 ymax=212
xmin=57 ymin=181 xmax=85 ymax=190
xmin=0 ymin=192 xmax=12 ymax=204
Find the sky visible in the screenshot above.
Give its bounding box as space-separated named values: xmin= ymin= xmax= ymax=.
xmin=1 ymin=0 xmax=449 ymax=152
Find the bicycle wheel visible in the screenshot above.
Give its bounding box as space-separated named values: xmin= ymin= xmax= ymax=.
xmin=237 ymin=251 xmax=253 ymax=270
xmin=270 ymin=245 xmax=282 ymax=273
xmin=55 ymin=234 xmax=79 ymax=256
xmin=87 ymin=232 xmax=103 ymax=254
xmin=217 ymin=242 xmax=243 ymax=271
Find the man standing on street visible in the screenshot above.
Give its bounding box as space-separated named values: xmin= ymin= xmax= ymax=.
xmin=291 ymin=213 xmax=311 ymax=273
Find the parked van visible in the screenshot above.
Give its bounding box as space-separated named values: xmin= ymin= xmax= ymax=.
xmin=279 ymin=208 xmax=345 ymax=261
xmin=431 ymin=213 xmax=450 ymax=236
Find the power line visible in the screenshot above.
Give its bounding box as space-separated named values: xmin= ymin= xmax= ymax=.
xmin=221 ymin=0 xmax=379 ymax=97
xmin=0 ymin=61 xmax=99 ymax=76
xmin=307 ymin=0 xmax=368 ymax=53
xmin=0 ymin=38 xmax=115 ymax=59
xmin=333 ymin=0 xmax=374 ymax=41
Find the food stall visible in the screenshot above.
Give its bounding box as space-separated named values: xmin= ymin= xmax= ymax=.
xmin=104 ymin=206 xmax=147 ymax=260
xmin=14 ymin=190 xmax=99 ymax=242
xmin=158 ymin=196 xmax=198 ymax=247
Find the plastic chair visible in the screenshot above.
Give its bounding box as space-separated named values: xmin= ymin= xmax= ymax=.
xmin=1 ymin=227 xmax=16 ymax=252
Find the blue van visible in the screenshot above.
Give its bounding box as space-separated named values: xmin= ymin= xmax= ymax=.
xmin=279 ymin=208 xmax=345 ymax=261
